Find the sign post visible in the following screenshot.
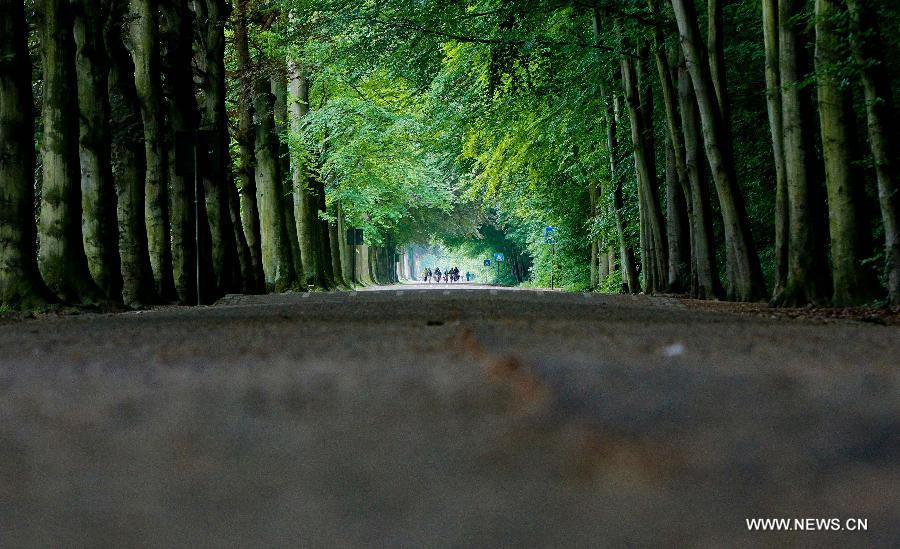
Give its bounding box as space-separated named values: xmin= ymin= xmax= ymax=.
xmin=494 ymin=252 xmax=505 ymax=284
xmin=544 ymin=226 xmax=557 ymax=289
xmin=175 ymin=129 xmax=223 ymax=305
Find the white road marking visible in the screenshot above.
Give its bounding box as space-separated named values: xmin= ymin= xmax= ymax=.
xmin=395 ymin=291 xmax=404 ymax=296
xmin=302 ymin=293 xmax=311 ymax=298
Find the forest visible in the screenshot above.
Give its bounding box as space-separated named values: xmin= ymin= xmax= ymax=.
xmin=1 ymin=0 xmax=898 ymax=310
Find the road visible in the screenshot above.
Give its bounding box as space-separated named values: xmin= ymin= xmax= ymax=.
xmin=1 ymin=284 xmax=897 ymax=547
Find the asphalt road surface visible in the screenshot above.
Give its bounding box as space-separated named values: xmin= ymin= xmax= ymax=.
xmin=1 ymin=284 xmax=897 ymax=547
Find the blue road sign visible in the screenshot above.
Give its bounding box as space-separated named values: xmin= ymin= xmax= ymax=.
xmin=484 ymin=259 xmax=491 ymax=267
xmin=494 ymin=253 xmax=505 ymax=262
xmin=544 ymin=226 xmax=557 ymax=244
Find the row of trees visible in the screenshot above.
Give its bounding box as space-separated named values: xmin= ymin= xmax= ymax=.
xmin=3 ymin=0 xmax=898 ymax=309
xmin=303 ymin=0 xmax=895 ymax=306
xmin=0 ymin=0 xmax=412 ymax=311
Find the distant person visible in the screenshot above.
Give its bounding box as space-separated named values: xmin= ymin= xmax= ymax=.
xmin=465 ymin=271 xmax=471 ymax=282
xmin=434 ymin=268 xmax=441 ymax=283
xmin=423 ymin=268 xmax=431 ymax=283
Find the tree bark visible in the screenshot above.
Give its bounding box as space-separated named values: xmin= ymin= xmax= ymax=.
xmin=707 ymin=0 xmax=730 ymax=123
xmin=36 ymin=0 xmax=105 ymax=304
xmin=128 ymin=0 xmax=176 ymax=300
xmin=254 ymin=70 xmax=298 ymax=291
xmin=604 ymin=93 xmax=640 ymax=294
xmin=670 ymin=0 xmax=766 ymax=301
xmin=271 ymin=68 xmax=305 ymax=281
xmin=288 ymin=64 xmax=330 ymax=289
xmin=0 ymin=0 xmax=54 ymax=309
xmin=666 ymin=138 xmax=691 ymax=292
xmin=762 ymin=0 xmax=789 ymax=299
xmin=589 ymin=179 xmax=599 ymax=289
xmin=73 ymin=0 xmax=123 ymax=301
xmin=593 ymin=9 xmax=639 ymax=294
xmin=233 ymin=0 xmax=265 ymax=293
xmin=105 ymin=0 xmax=157 ymax=307
xmin=315 ymin=173 xmax=337 ymax=288
xmin=621 ymin=44 xmax=668 ymax=293
xmin=677 ymin=52 xmax=722 ymax=299
xmin=194 ymin=0 xmax=241 ymax=297
xmin=337 ymin=204 xmax=354 ymax=286
xmin=846 ymin=0 xmax=900 ymax=306
xmin=328 ymin=218 xmax=348 ymax=288
xmin=815 ymin=0 xmax=879 ymax=306
xmin=772 ymin=0 xmax=831 ymax=306
xmin=159 ymin=0 xmax=217 ymax=304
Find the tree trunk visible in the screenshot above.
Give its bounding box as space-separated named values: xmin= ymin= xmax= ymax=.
xmin=846 ymin=0 xmax=900 ymax=306
xmin=105 ymin=0 xmax=157 ymax=307
xmin=159 ymin=0 xmax=217 ymax=304
xmin=593 ymin=10 xmax=639 ymax=294
xmin=815 ymin=0 xmax=879 ymax=306
xmin=254 ymin=70 xmax=298 ymax=291
xmin=194 ymin=0 xmax=241 ymax=297
xmin=36 ymin=0 xmax=105 ymax=304
xmin=671 ymin=0 xmax=766 ymax=301
xmin=233 ymin=0 xmax=264 ymax=293
xmin=337 ymin=204 xmax=354 ymax=285
xmin=407 ymin=245 xmax=417 ymax=281
xmin=329 ymin=218 xmax=347 ymax=288
xmin=589 ymin=179 xmax=599 ymax=289
xmin=772 ymin=0 xmax=831 ymax=306
xmin=128 ymin=0 xmax=176 ymax=300
xmin=648 ymin=0 xmax=694 ymax=293
xmin=762 ymin=0 xmax=789 ymax=299
xmin=73 ymin=0 xmax=123 ymax=301
xmin=315 ymin=174 xmax=336 ymax=289
xmin=0 ymin=0 xmax=54 ymax=309
xmin=271 ymin=68 xmax=304 ymax=282
xmin=666 ymin=138 xmax=691 ymax=292
xmin=621 ymin=44 xmax=668 ymax=293
xmin=288 ymin=63 xmax=329 ymax=289
xmin=708 ymin=0 xmax=730 ymax=123
xmin=677 ymin=52 xmax=722 ymax=299
xmin=604 ymin=93 xmax=640 ymax=294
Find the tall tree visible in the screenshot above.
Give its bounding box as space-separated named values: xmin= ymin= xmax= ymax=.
xmin=288 ymin=63 xmax=329 ymax=289
xmin=620 ymin=41 xmax=668 ymax=293
xmin=194 ymin=0 xmax=242 ymax=296
xmin=670 ymin=0 xmax=767 ymax=301
xmin=159 ymin=0 xmax=217 ymax=303
xmin=665 ymin=138 xmax=691 ymax=292
xmin=105 ymin=0 xmax=158 ymax=307
xmin=272 ymin=67 xmax=305 ymax=281
xmin=846 ymin=0 xmax=900 ymax=306
xmin=233 ymin=0 xmax=265 ymax=293
xmin=772 ymin=0 xmax=831 ymax=306
xmin=73 ymin=0 xmax=123 ymax=301
xmin=0 ymin=0 xmax=54 ymax=309
xmin=815 ymin=0 xmax=878 ymax=305
xmin=254 ymin=67 xmax=298 ymax=290
xmin=592 ymin=9 xmax=639 ymax=294
xmin=36 ymin=0 xmax=105 ymax=304
xmin=128 ymin=0 xmax=176 ymax=300
xmin=677 ymin=52 xmax=722 ymax=299
xmin=762 ymin=0 xmax=789 ymax=300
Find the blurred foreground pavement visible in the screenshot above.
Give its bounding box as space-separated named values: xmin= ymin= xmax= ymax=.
xmin=1 ymin=285 xmax=897 ymax=547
